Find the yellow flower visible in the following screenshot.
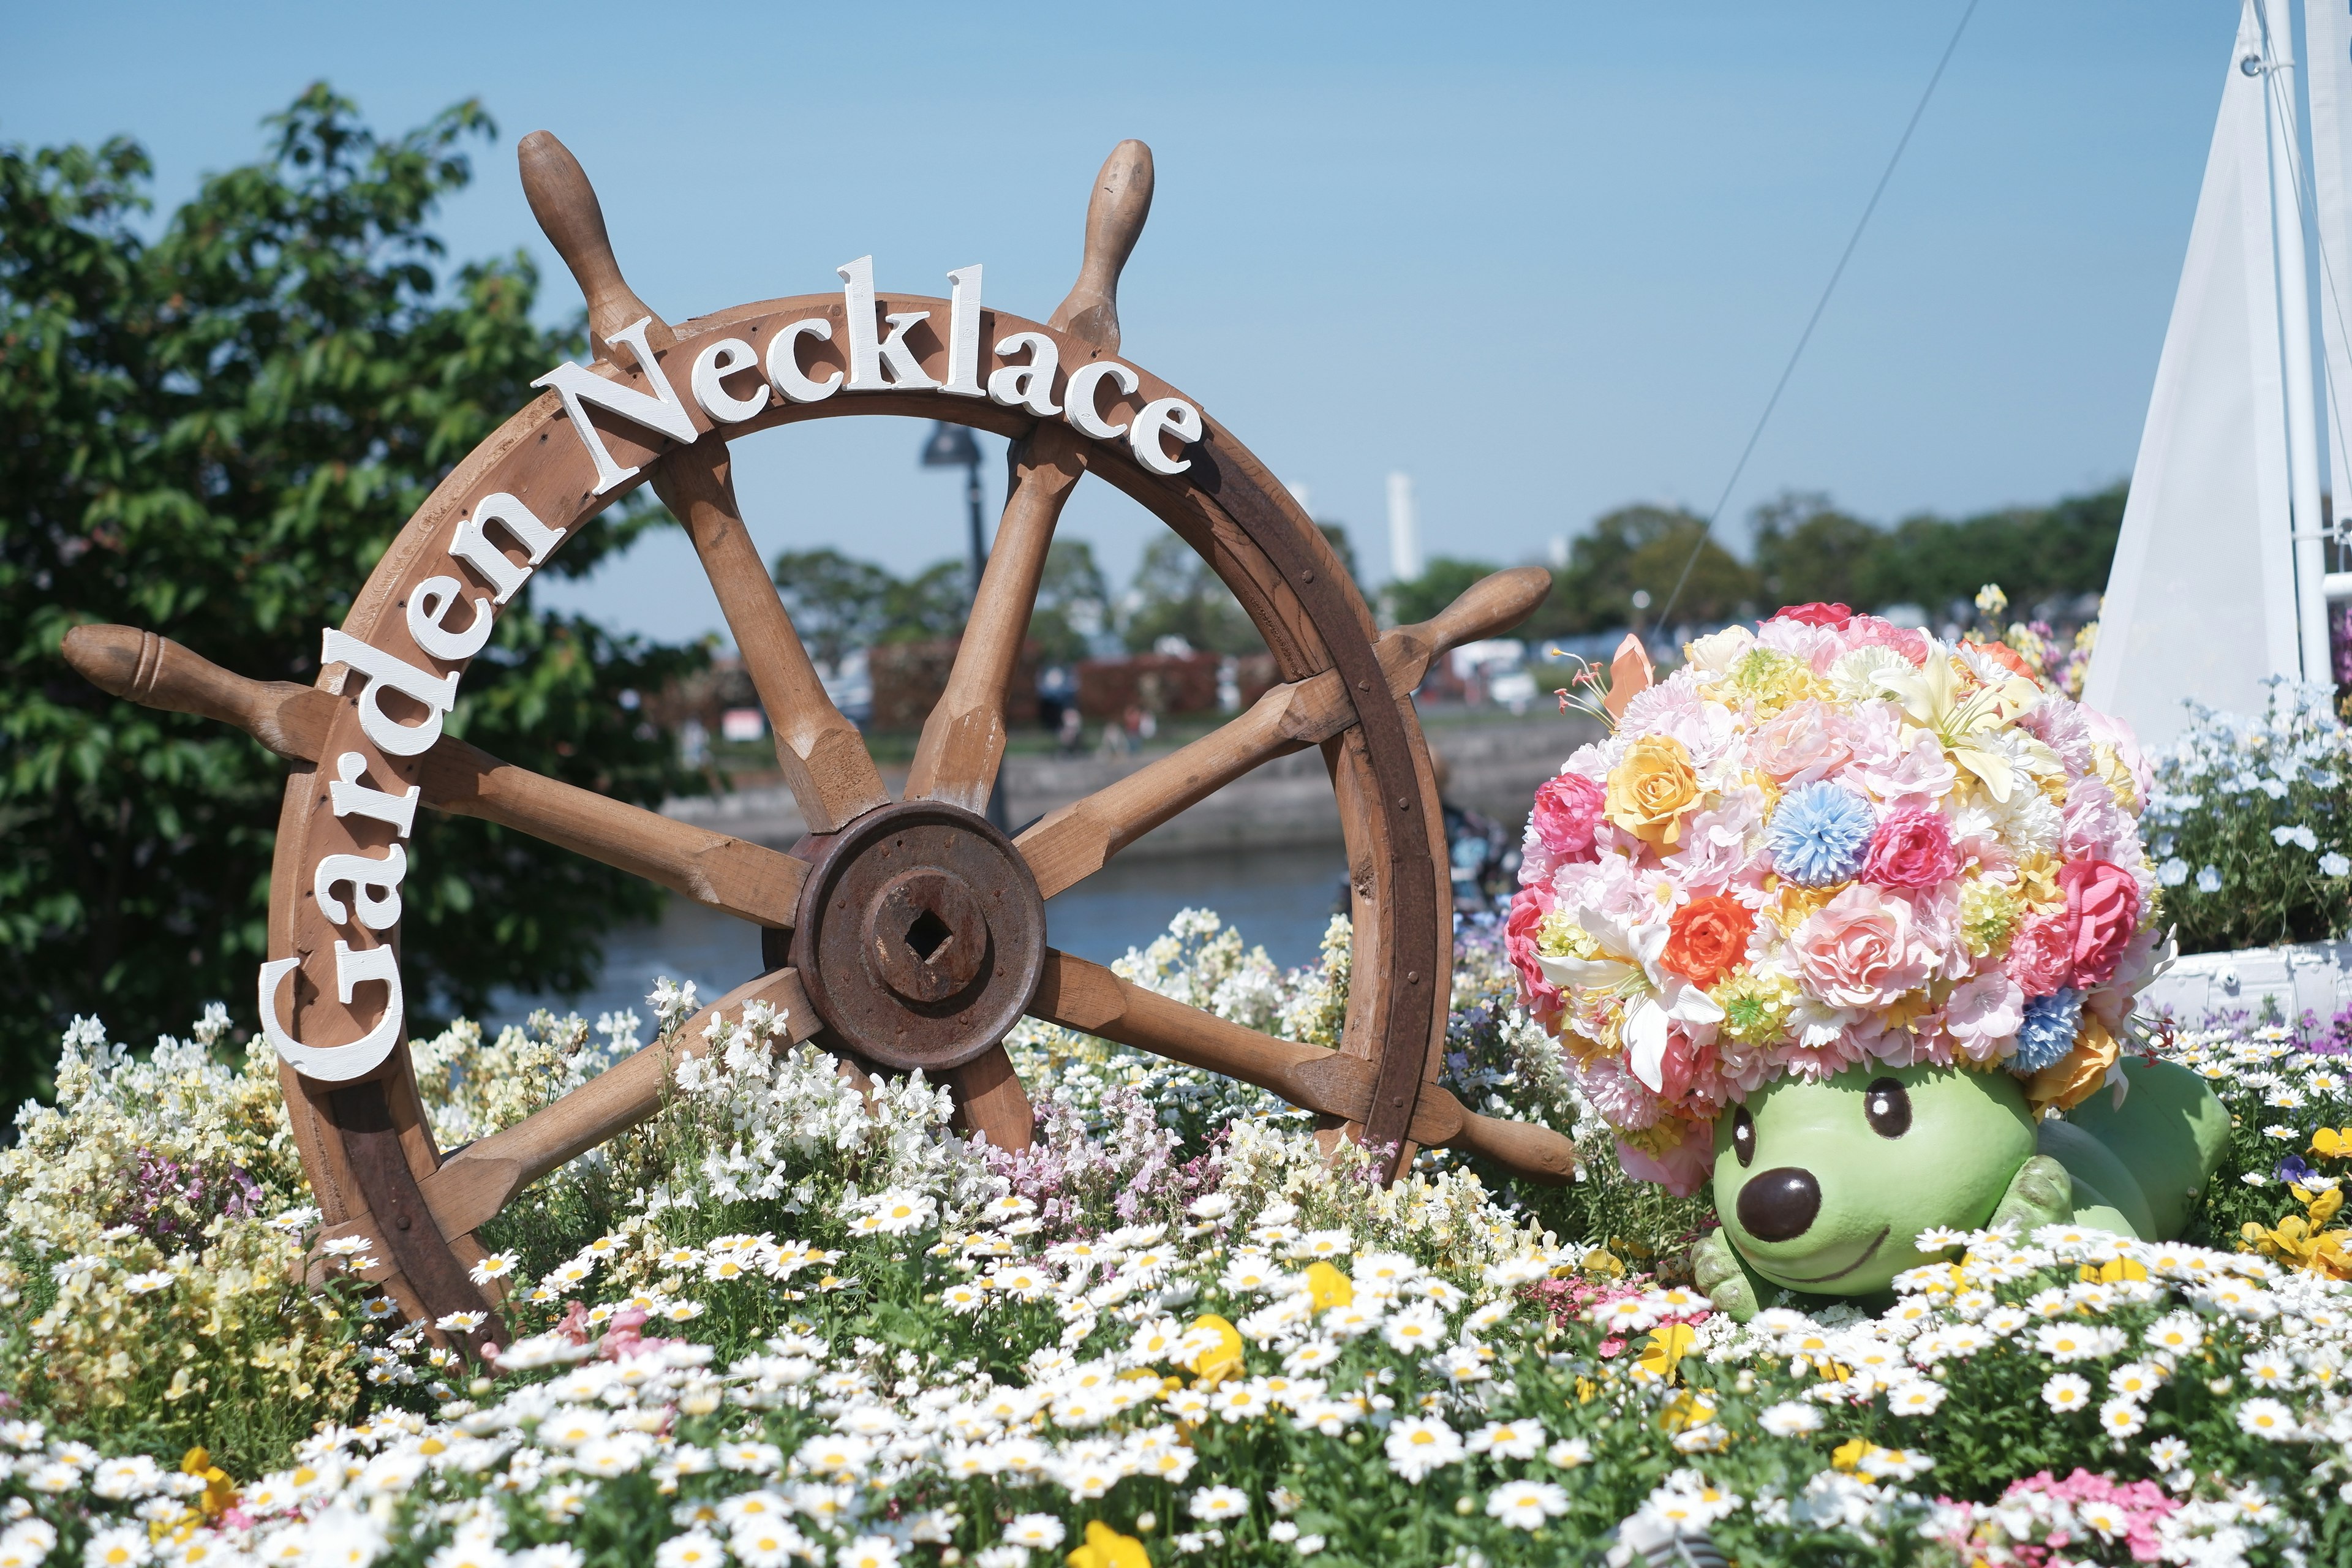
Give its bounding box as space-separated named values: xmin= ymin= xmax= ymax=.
xmin=1605 ymin=736 xmax=1700 ymax=847
xmin=2077 ymin=1257 xmax=2149 ymax=1284
xmin=1658 ymin=1389 xmax=1715 ymax=1433
xmin=1830 ymin=1438 xmax=1871 ymax=1474
xmin=1635 ymin=1324 xmax=1696 ymax=1383
xmin=1303 ymin=1262 xmax=1353 ymax=1311
xmin=2312 ymin=1128 xmax=2352 ymax=1159
xmin=180 ymin=1447 xmax=236 ymax=1520
xmin=1184 ymin=1314 xmax=1245 ymax=1389
xmin=1067 ymin=1521 xmax=1151 ymax=1568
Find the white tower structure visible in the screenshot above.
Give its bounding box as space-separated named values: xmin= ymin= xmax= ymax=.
xmin=1386 ymin=471 xmax=1422 ymax=582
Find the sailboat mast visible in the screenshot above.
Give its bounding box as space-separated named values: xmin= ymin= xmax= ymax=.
xmin=2259 ymin=2 xmax=2334 ymax=681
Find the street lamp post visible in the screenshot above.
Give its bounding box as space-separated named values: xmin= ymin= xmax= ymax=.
xmin=920 ymin=421 xmax=987 ymax=606
xmin=918 ymin=422 xmax=1008 ymax=830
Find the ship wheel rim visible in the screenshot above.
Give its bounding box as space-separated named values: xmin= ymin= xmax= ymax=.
xmin=252 ymin=148 xmax=1480 ymax=1343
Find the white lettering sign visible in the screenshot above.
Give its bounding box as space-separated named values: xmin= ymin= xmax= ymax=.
xmin=320 ymin=630 xmax=459 ymax=758
xmin=531 ymin=317 xmax=699 ymax=493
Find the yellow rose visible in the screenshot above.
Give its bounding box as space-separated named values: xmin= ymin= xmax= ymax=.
xmin=2026 ymin=1014 xmax=2119 ymax=1114
xmin=1605 ymin=736 xmax=1699 ymax=846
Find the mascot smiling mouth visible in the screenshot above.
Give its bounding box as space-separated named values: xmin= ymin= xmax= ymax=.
xmin=1756 ymin=1226 xmax=1889 ymax=1286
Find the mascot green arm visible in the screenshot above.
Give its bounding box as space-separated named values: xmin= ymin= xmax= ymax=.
xmin=1986 ymin=1153 xmax=2076 ymax=1235
xmin=1693 ymin=1226 xmax=1767 ymax=1322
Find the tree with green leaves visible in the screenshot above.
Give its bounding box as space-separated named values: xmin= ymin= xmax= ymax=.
xmin=1385 ymin=557 xmax=1501 ymax=628
xmin=1530 ymin=503 xmax=1756 ymax=638
xmin=1750 ymin=489 xmax=1882 ymax=616
xmin=1027 ymin=538 xmax=1111 ymax=665
xmin=771 ymin=548 xmax=897 ymax=668
xmin=1121 ymin=534 xmax=1259 ymax=655
xmin=0 ymin=86 xmax=704 ymax=1110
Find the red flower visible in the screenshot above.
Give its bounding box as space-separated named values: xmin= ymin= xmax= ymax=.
xmin=1860 ymin=807 xmax=1961 ymax=890
xmin=1529 ymin=772 xmax=1605 ymax=861
xmin=1504 ymin=891 xmax=1564 ymax=1020
xmin=1660 ymin=894 xmax=1754 ymax=990
xmin=2058 ymin=858 xmax=2142 ymax=988
xmin=1771 ymin=602 xmax=1853 ymax=629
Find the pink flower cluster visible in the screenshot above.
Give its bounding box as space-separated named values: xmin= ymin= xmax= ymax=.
xmin=1506 ymin=606 xmax=2159 ymax=1195
xmin=1929 ymin=1469 xmax=2181 ymax=1565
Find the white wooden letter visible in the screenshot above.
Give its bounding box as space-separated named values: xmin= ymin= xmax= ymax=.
xmin=838 ymin=255 xmax=886 ymax=390
xmin=330 ymin=752 xmax=419 ymax=838
xmin=987 ymin=331 xmax=1061 ymax=416
xmin=1129 ymin=397 xmax=1204 ymax=477
xmin=941 ymin=265 xmax=984 ymax=398
xmin=450 ymin=492 xmax=565 ymax=606
xmin=258 ymin=946 xmax=403 ymax=1083
xmin=691 ymin=337 xmax=770 ymax=424
xmin=319 ymin=629 xmax=459 ymax=758
xmin=530 ymin=317 xmax=700 ymax=494
xmin=407 ymin=574 xmax=494 ymax=662
xmin=1065 ymin=360 xmax=1140 ymax=440
xmin=315 ymin=844 xmax=406 ymax=930
xmin=876 ymin=312 xmax=939 ymax=390
xmin=767 ymin=318 xmax=842 ymax=403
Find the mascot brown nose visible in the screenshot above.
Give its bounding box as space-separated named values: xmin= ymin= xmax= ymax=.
xmin=1737 ymin=1167 xmax=1820 ymax=1242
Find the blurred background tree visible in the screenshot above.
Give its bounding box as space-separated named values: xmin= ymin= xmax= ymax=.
xmin=1119 ymin=534 xmax=1260 ymax=654
xmin=1386 ymin=557 xmax=1500 ymax=627
xmin=0 ymin=86 xmax=705 ymax=1111
xmin=1027 ymin=538 xmax=1112 ymax=665
xmin=770 ymin=548 xmax=896 ymax=668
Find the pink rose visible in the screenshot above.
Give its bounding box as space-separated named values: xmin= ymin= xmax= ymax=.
xmin=2005 ymin=914 xmax=2074 ymax=998
xmin=2059 ymin=856 xmax=2142 ymax=988
xmin=1530 ymin=772 xmax=1605 ymax=861
xmin=1789 ymin=884 xmax=1929 ymax=1009
xmin=1504 ymin=889 xmax=1563 ymax=1021
xmin=1751 ymin=701 xmax=1853 ymax=784
xmin=1860 ymin=807 xmax=1961 ymax=889
xmin=1942 ymin=970 xmax=2024 ymax=1064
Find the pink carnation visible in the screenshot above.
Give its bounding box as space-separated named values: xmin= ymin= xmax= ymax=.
xmin=1842 ymin=613 xmax=1929 ymax=666
xmin=1860 ymin=807 xmax=1961 ymax=889
xmin=2006 ymin=914 xmax=2075 ymax=998
xmin=1788 ymin=884 xmax=1929 ymax=1010
xmin=1529 ymin=772 xmax=1605 ymax=861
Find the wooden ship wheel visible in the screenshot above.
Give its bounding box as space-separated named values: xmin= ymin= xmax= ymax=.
xmin=62 ymin=133 xmax=1574 ymax=1349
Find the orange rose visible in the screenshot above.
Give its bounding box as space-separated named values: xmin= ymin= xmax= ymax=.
xmin=2026 ymin=1014 xmax=2119 ymax=1114
xmin=1605 ymin=736 xmax=1700 ymax=847
xmin=1660 ymin=894 xmax=1755 ymax=989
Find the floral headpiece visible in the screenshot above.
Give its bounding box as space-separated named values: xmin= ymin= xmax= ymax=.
xmin=1506 ymin=603 xmax=2160 ymax=1196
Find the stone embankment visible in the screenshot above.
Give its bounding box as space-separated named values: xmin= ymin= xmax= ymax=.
xmin=662 ymin=709 xmax=1597 ymax=856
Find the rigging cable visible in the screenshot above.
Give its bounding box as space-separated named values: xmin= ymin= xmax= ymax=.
xmin=1654 ymin=0 xmax=1981 ymax=628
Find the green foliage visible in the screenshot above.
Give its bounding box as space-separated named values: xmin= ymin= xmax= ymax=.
xmin=1749 ymin=491 xmax=1882 ymax=616
xmin=1529 ymin=504 xmax=1756 ymax=638
xmin=1028 ymin=537 xmax=1112 ymax=664
xmin=1857 ymin=483 xmax=2125 ymax=617
xmin=769 ymin=547 xmax=898 ymax=668
xmin=0 ymin=86 xmax=704 ymax=1110
xmin=1121 ymin=533 xmax=1261 ymax=655
xmin=1385 ymin=556 xmax=1501 ymax=628
xmin=2144 ymin=681 xmax=2352 ymax=954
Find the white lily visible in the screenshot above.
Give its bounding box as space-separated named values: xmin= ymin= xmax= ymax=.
xmin=1535 ymin=908 xmax=1721 ymax=1091
xmin=1872 ymin=638 xmax=2054 ymax=802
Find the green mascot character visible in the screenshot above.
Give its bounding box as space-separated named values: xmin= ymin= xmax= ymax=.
xmin=1691 ymin=1056 xmax=2231 ymax=1320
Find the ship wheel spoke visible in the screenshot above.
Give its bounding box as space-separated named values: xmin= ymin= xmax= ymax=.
xmin=58 ymin=625 xmax=811 ymax=929
xmin=658 ymin=450 xmax=889 ymax=835
xmin=904 ymin=424 xmax=1087 ymax=813
xmin=1028 ymin=949 xmax=1577 ymax=1184
xmin=1016 ymin=567 xmax=1556 ymax=899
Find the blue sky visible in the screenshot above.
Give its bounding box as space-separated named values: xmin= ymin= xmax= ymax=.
xmin=5 ymin=2 xmax=2230 ymax=644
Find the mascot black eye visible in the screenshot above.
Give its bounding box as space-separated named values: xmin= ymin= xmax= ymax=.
xmin=1732 ymin=1106 xmax=1756 ymax=1167
xmin=1864 ymin=1077 xmax=1912 ymax=1139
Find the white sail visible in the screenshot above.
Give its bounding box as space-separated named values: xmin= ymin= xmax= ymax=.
xmin=2085 ymin=0 xmax=2303 ymax=748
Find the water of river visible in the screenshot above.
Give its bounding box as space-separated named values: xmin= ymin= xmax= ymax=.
xmin=486 ymin=843 xmax=1351 ymax=1033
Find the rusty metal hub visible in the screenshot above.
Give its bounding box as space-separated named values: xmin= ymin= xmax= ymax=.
xmin=789 ymin=801 xmax=1046 ymax=1072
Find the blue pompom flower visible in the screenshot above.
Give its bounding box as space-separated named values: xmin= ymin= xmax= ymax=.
xmin=2012 ymin=989 xmax=2084 ymax=1072
xmin=1763 ymin=782 xmax=1878 ymax=887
